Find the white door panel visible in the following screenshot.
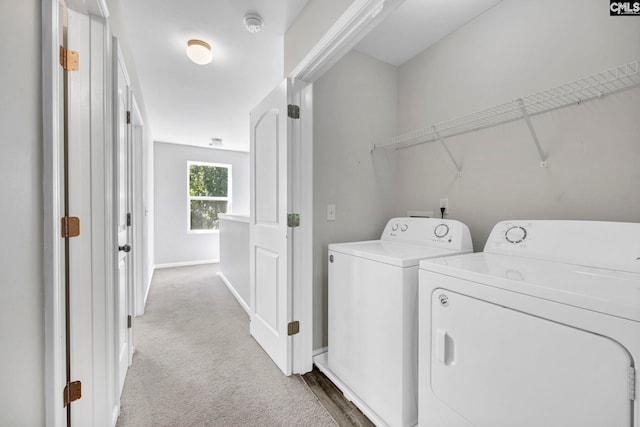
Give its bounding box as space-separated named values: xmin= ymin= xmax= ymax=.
xmin=255 ymin=112 xmax=279 ymax=225
xmin=255 ymin=247 xmax=280 ymax=331
xmin=431 ymin=289 xmax=632 ymax=427
xmin=250 ymin=79 xmax=292 ymax=375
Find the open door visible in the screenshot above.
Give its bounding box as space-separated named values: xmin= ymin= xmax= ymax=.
xmin=249 ymin=79 xmax=297 ymax=375
xmin=114 ymin=41 xmax=133 ymax=397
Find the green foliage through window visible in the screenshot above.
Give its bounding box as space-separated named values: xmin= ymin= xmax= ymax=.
xmin=189 ymin=165 xmax=228 ymax=197
xmin=188 ymin=163 xmax=230 ymax=230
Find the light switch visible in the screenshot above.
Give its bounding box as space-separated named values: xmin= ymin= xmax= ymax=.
xmin=327 ymin=204 xmax=336 ymax=221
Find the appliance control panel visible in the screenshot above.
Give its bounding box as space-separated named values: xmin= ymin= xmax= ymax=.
xmin=485 ymin=220 xmax=640 ymax=273
xmin=381 ymin=217 xmax=473 ymax=251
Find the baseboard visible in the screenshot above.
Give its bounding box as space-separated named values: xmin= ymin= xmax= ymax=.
xmin=154 ymin=259 xmax=219 ymax=269
xmin=313 ymin=346 xmax=328 ymax=357
xmin=217 ymin=272 xmax=250 ymax=315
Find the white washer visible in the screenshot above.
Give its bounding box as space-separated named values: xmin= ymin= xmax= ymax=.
xmin=314 ymin=217 xmax=473 ymax=427
xmin=418 ymin=220 xmax=640 ymax=427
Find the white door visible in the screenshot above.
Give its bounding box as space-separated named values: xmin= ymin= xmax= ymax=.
xmin=431 ymin=289 xmax=632 ymax=427
xmin=115 ymin=42 xmax=132 ymax=397
xmin=250 ymin=79 xmax=295 ymax=375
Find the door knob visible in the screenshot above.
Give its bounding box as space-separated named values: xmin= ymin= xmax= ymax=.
xmin=119 ymin=244 xmax=131 ymax=253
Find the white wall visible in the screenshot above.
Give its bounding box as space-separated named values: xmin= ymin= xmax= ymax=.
xmin=313 ymin=50 xmax=398 ymax=348
xmin=284 ymin=0 xmax=355 ymax=76
xmin=395 ymin=0 xmax=640 ymax=250
xmin=219 ymin=216 xmax=250 ymax=311
xmin=154 ymin=142 xmax=250 ymax=266
xmin=143 ymin=129 xmax=155 ymax=298
xmin=0 ymin=0 xmax=44 ymax=424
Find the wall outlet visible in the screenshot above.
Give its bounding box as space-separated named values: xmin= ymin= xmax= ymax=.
xmin=327 ymin=204 xmax=336 ymax=221
xmin=439 ymin=198 xmax=449 ymax=216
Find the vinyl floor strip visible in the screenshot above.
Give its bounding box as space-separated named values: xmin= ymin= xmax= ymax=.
xmin=302 ymin=368 xmax=375 ymax=427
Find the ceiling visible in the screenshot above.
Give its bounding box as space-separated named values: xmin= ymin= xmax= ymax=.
xmin=117 ymin=0 xmax=501 ymax=152
xmin=118 ymin=0 xmax=309 ymax=152
xmin=355 ymin=0 xmax=502 ymax=66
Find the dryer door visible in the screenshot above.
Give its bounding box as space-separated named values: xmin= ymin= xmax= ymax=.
xmin=431 ymin=289 xmax=632 ymax=427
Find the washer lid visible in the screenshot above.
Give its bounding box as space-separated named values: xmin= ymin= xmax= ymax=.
xmin=420 ymin=253 xmax=640 ymax=322
xmin=329 ymin=240 xmax=469 ymax=267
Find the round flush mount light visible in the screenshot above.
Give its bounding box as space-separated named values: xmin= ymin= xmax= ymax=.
xmin=186 ymin=39 xmax=212 ymax=65
xmin=209 ymin=137 xmax=223 ymax=146
xmin=243 ymin=13 xmax=263 ymax=33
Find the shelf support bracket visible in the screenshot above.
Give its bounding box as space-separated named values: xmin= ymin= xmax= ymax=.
xmin=517 ymin=98 xmax=547 ymax=167
xmin=433 ymin=127 xmax=462 ymax=177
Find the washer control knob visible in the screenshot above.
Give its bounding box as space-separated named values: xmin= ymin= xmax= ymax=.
xmin=391 ymin=223 xmax=399 ymax=231
xmin=329 ymin=254 xmax=334 ymax=263
xmin=434 ymin=224 xmax=449 ymax=238
xmin=400 ymin=224 xmax=408 ymax=232
xmin=505 ymin=226 xmax=527 ymax=244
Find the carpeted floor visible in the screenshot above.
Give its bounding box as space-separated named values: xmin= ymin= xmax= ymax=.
xmin=116 ymin=264 xmax=337 ymax=427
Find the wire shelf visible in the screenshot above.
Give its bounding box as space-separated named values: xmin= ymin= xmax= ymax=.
xmin=376 ymin=59 xmax=640 ymax=152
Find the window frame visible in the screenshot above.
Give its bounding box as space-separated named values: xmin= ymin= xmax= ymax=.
xmin=187 ymin=160 xmax=232 ymax=234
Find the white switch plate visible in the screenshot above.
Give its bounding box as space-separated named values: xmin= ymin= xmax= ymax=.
xmin=439 ymin=198 xmax=449 ymax=215
xmin=327 ymin=204 xmax=336 ymax=221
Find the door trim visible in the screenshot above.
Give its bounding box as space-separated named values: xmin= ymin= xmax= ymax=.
xmin=43 ymin=1 xmax=65 ymax=425
xmin=288 ymin=0 xmax=405 ymax=83
xmin=286 ymin=0 xmax=405 ymax=372
xmin=43 ymin=1 xmax=113 ymax=426
xmin=131 ymin=96 xmax=146 ymax=316
xmin=291 ymin=82 xmax=313 ymax=374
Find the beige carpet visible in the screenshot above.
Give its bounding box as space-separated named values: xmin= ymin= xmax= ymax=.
xmin=116 ymin=264 xmax=337 ymax=427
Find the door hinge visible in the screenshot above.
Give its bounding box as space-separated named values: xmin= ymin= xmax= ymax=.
xmin=287 ymin=213 xmax=300 ymax=228
xmin=61 ymin=216 xmax=80 ymax=238
xmin=127 ymin=213 xmax=132 ymax=227
xmin=63 ymin=380 xmax=82 ymax=407
xmin=287 ymin=104 xmax=300 ymax=119
xmin=127 ymin=315 xmax=132 ymax=329
xmin=630 ymin=367 xmax=636 ymax=401
xmin=288 ymin=321 xmax=300 ymax=336
xmin=59 ymin=46 xmax=79 ymax=71
xmin=126 ymin=111 xmax=131 ymax=124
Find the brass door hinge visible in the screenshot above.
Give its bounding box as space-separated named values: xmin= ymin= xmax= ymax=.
xmin=61 ymin=217 xmax=80 ymax=238
xmin=126 ymin=111 xmax=131 ymax=124
xmin=63 ymin=380 xmax=82 ymax=407
xmin=59 ymin=46 xmax=79 ymax=71
xmin=287 ymin=321 xmax=300 ymax=336
xmin=127 ymin=315 xmax=132 ymax=329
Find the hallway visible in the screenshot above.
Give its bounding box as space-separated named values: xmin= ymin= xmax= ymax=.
xmin=116 ymin=264 xmax=336 ymax=426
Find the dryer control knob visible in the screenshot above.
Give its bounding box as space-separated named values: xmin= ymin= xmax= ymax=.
xmin=391 ymin=223 xmax=399 ymax=231
xmin=505 ymin=226 xmax=527 ymax=244
xmin=434 ymin=224 xmax=449 ymax=238
xmin=401 ymin=224 xmax=408 ymax=232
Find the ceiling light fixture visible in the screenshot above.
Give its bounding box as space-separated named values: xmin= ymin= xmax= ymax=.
xmin=209 ymin=137 xmax=223 ymax=146
xmin=186 ymin=39 xmax=212 ymax=65
xmin=243 ymin=13 xmax=263 ymax=33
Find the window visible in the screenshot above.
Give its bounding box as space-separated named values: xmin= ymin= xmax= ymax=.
xmin=188 ymin=161 xmax=231 ymax=231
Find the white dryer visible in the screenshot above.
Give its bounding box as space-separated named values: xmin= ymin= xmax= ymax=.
xmin=418 ymin=220 xmax=640 ymax=427
xmin=314 ymin=217 xmax=473 ymax=427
